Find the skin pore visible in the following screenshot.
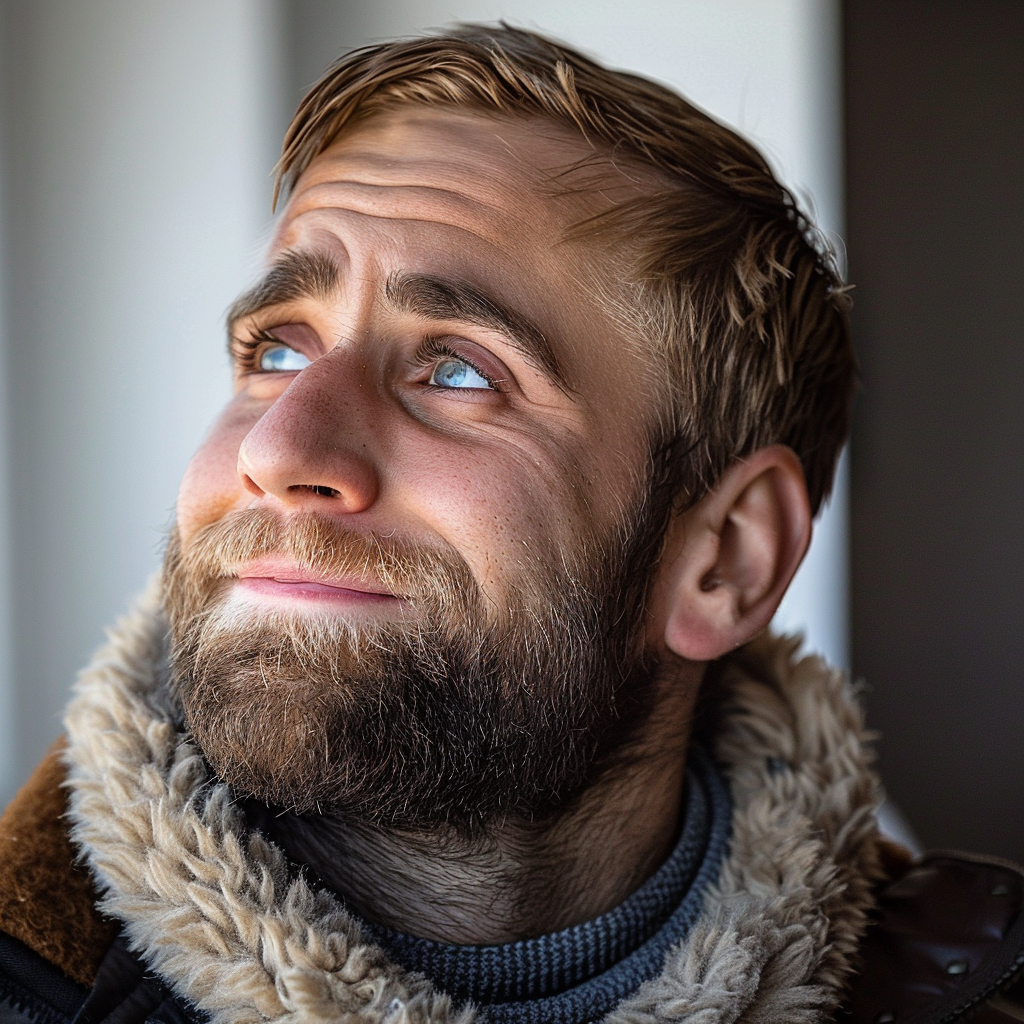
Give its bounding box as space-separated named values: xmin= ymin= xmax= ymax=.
xmin=172 ymin=106 xmax=812 ymax=943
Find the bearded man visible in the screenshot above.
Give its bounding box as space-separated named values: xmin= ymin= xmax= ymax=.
xmin=1 ymin=24 xmax=1022 ymax=1024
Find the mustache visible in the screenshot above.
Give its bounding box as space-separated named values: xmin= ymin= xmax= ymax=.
xmin=165 ymin=508 xmax=482 ymax=615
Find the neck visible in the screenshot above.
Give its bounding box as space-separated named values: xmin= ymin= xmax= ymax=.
xmin=259 ymin=666 xmax=699 ymax=945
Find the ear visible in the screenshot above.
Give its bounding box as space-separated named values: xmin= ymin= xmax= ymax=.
xmin=648 ymin=445 xmax=812 ymax=662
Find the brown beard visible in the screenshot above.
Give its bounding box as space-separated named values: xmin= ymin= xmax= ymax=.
xmin=162 ymin=500 xmax=664 ymax=836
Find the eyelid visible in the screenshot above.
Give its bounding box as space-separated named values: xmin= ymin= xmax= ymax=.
xmin=412 ymin=336 xmax=512 ymax=392
xmin=231 ymin=323 xmax=318 ymax=375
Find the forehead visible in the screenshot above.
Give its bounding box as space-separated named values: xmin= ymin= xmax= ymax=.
xmin=277 ymin=105 xmax=633 ymax=249
xmin=273 ymin=108 xmax=655 ymax=365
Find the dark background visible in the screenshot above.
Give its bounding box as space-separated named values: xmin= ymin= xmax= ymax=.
xmin=846 ymin=0 xmax=1024 ymax=858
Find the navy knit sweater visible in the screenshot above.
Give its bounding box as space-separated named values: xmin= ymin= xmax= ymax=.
xmin=365 ymin=748 xmax=732 ymax=1024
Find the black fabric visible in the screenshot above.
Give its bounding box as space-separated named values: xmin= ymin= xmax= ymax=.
xmin=71 ymin=937 xmax=204 ymax=1024
xmin=0 ymin=931 xmax=200 ymax=1024
xmin=0 ymin=930 xmax=86 ymax=1024
xmin=71 ymin=937 xmax=165 ymax=1024
xmin=141 ymin=998 xmax=196 ymax=1024
xmin=0 ymin=997 xmax=37 ymax=1024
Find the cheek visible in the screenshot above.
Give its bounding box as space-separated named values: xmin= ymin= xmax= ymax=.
xmin=176 ymin=401 xmax=256 ymax=545
xmin=393 ymin=431 xmax=601 ymax=595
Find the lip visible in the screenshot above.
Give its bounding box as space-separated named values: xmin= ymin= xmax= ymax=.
xmin=234 ymin=558 xmax=400 ymax=605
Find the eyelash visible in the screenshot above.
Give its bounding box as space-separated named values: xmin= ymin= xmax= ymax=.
xmin=412 ymin=337 xmax=503 ymax=392
xmin=230 ymin=328 xmax=283 ymax=373
xmin=231 ymin=329 xmax=505 ymax=392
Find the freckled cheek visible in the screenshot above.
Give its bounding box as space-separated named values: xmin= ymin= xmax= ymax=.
xmin=176 ymin=404 xmax=258 ymax=545
xmin=395 ymin=438 xmax=584 ymax=594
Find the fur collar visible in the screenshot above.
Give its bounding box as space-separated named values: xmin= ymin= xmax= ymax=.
xmin=63 ymin=584 xmax=882 ymax=1024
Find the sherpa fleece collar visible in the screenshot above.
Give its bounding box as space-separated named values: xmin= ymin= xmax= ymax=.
xmin=63 ymin=584 xmax=882 ymax=1024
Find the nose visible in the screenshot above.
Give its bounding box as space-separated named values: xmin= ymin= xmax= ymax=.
xmin=237 ymin=352 xmax=380 ymax=513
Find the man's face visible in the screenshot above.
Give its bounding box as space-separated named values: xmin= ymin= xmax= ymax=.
xmin=168 ymin=106 xmax=668 ymax=829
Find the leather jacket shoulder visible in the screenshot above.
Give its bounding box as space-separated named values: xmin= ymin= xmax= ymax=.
xmin=841 ymin=850 xmax=1024 ymax=1024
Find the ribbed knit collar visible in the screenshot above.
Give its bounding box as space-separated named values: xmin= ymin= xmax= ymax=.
xmin=362 ymin=747 xmax=732 ymax=1024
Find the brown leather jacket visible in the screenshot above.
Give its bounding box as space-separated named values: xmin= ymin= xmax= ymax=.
xmin=841 ymin=846 xmax=1024 ymax=1023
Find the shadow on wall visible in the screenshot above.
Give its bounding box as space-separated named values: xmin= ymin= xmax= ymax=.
xmin=846 ymin=0 xmax=1024 ymax=861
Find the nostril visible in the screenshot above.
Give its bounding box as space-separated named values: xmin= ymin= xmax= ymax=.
xmin=288 ymin=484 xmax=340 ymax=498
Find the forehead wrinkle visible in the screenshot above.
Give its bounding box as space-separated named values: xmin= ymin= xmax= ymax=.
xmin=284 ymin=179 xmax=551 ymax=248
xmin=282 ymin=201 xmax=518 ymax=258
xmin=308 ymin=143 xmax=535 ymax=199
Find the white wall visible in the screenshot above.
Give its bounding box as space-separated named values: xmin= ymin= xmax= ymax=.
xmin=291 ymin=0 xmax=850 ymax=668
xmin=0 ymin=0 xmax=849 ymax=803
xmin=0 ymin=7 xmax=15 ymax=799
xmin=0 ymin=0 xmax=284 ymax=805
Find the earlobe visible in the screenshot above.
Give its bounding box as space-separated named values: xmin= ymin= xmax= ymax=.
xmin=654 ymin=446 xmax=812 ymax=662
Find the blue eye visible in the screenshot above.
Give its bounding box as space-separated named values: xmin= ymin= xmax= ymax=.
xmin=429 ymin=358 xmax=493 ymax=390
xmin=259 ymin=346 xmax=311 ymax=372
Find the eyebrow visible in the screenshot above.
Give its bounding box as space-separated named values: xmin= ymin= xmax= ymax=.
xmin=227 ymin=251 xmax=570 ymax=392
xmin=385 ymin=272 xmax=570 ymax=391
xmin=227 ymin=250 xmax=341 ymax=336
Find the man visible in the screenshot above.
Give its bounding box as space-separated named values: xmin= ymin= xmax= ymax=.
xmin=1 ymin=24 xmax=1022 ymax=1024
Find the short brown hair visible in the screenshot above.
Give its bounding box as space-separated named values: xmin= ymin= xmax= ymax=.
xmin=276 ymin=24 xmax=855 ymax=514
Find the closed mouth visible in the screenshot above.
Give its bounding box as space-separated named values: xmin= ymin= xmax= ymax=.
xmin=234 ymin=560 xmax=401 ymax=603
